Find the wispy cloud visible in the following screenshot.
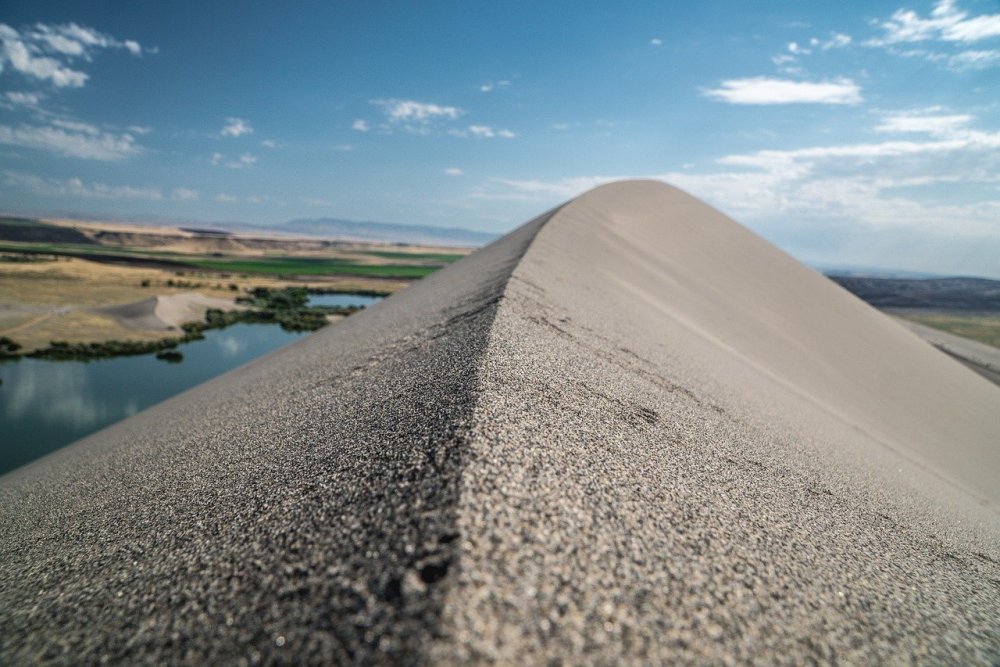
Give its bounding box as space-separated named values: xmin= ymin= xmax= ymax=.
xmin=947 ymin=48 xmax=1000 ymax=69
xmin=820 ymin=33 xmax=853 ymax=49
xmin=352 ymin=119 xmax=369 ymax=132
xmin=0 ymin=22 xmax=145 ymax=89
xmin=171 ymin=187 xmax=199 ymax=201
xmin=0 ymin=120 xmax=141 ymax=160
xmin=477 ymin=111 xmax=1000 ymax=242
xmin=650 ymin=38 xmax=663 ymax=46
xmin=449 ymin=125 xmax=517 ymax=139
xmin=372 ymin=99 xmax=462 ymax=123
xmin=870 ymin=0 xmax=1000 ymax=45
xmin=702 ymin=77 xmax=862 ymax=105
xmin=4 ymin=170 xmax=161 ymax=200
xmin=215 ymin=193 xmax=238 ymax=203
xmin=261 ymin=139 xmax=276 ymax=148
xmin=220 ymin=117 xmax=253 ymax=138
xmin=211 ymin=152 xmax=256 ymax=169
xmin=444 ymin=167 xmax=464 ymax=176
xmin=479 ymin=80 xmax=510 ymax=92
xmin=2 ymin=91 xmax=43 ymax=108
xmin=875 ymin=110 xmax=972 ymax=135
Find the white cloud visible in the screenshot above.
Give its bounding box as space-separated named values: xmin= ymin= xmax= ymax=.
xmin=871 ymin=0 xmax=1000 ymax=44
xmin=702 ymin=77 xmax=862 ymax=105
xmin=352 ymin=118 xmax=369 ymax=132
xmin=468 ymin=125 xmax=494 ymax=137
xmin=373 ymin=99 xmax=462 ymax=123
xmin=3 ymin=90 xmax=42 ymax=107
xmin=0 ymin=121 xmax=141 ymax=160
xmin=949 ymin=48 xmax=1000 ymax=68
xmin=229 ymin=153 xmax=256 ymax=169
xmin=220 ymin=117 xmax=253 ymax=138
xmin=887 ymin=44 xmax=1000 ymax=69
xmin=479 ymin=80 xmax=511 ymax=92
xmin=127 ymin=125 xmax=152 ymax=135
xmin=261 ymin=139 xmax=276 ymax=148
xmin=650 ymin=38 xmax=663 ymax=46
xmin=820 ymin=33 xmax=853 ymax=49
xmin=211 ymin=152 xmax=257 ymax=169
xmin=463 ymin=124 xmax=517 ymax=139
xmin=215 ymin=193 xmax=238 ymax=203
xmin=875 ymin=111 xmax=972 ymax=135
xmin=0 ymin=26 xmax=87 ymax=87
xmin=478 ymin=112 xmax=1000 ymax=243
xmin=787 ymin=41 xmax=811 ymax=55
xmin=172 ymin=187 xmax=199 ymax=201
xmin=50 ymin=118 xmax=99 ymax=135
xmin=444 ymin=167 xmax=464 ymax=176
xmin=4 ymin=170 xmax=161 ymax=200
xmin=0 ymin=22 xmax=145 ymax=89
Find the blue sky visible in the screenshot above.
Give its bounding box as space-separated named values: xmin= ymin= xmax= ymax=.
xmin=0 ymin=1 xmax=998 ymax=276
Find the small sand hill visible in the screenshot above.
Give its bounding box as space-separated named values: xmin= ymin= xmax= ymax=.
xmin=97 ymin=291 xmax=244 ymax=330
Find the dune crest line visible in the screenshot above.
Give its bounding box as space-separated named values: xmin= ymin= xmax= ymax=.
xmin=0 ymin=206 xmax=554 ymax=664
xmin=2 ymin=180 xmax=998 ymax=664
xmin=438 ymin=180 xmax=999 ymax=663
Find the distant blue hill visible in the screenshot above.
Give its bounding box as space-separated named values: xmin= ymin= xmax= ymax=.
xmin=268 ymin=218 xmax=498 ymax=247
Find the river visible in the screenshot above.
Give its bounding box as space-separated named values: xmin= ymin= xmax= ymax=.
xmin=0 ymin=293 xmax=382 ymax=475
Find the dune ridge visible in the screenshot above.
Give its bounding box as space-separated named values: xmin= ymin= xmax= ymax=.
xmin=0 ymin=181 xmax=997 ymax=664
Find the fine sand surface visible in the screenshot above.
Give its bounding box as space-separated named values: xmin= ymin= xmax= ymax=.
xmin=1 ymin=181 xmax=997 ymax=664
xmin=96 ymin=291 xmax=245 ymax=330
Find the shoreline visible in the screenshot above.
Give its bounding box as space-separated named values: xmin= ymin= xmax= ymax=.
xmin=0 ymin=286 xmax=374 ymax=362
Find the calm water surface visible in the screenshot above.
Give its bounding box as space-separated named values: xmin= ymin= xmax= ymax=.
xmin=0 ymin=293 xmax=383 ymax=475
xmin=307 ymin=293 xmax=383 ymax=308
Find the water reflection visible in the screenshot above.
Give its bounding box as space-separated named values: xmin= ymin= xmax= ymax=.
xmin=3 ymin=362 xmax=117 ymax=429
xmin=0 ymin=323 xmax=309 ymax=475
xmin=307 ymin=293 xmax=383 ymax=308
xmin=215 ymin=333 xmax=247 ymax=358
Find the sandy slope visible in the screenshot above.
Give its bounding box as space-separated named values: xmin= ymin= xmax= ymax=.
xmin=437 ymin=180 xmax=1000 ymax=663
xmin=0 ymin=181 xmax=997 ymax=664
xmin=96 ymin=291 xmax=244 ymax=330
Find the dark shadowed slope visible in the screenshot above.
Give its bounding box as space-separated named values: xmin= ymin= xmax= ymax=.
xmin=2 ymin=181 xmax=998 ymax=664
xmin=0 ymin=208 xmax=552 ymax=664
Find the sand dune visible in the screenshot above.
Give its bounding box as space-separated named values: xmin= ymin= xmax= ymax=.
xmin=0 ymin=181 xmax=997 ymax=664
xmin=96 ymin=291 xmax=244 ymax=330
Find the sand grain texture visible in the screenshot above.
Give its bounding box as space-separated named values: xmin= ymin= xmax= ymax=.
xmin=1 ymin=181 xmax=997 ymax=665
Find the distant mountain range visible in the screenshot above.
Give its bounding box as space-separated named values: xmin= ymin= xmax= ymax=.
xmin=239 ymin=218 xmax=498 ymax=247
xmin=8 ymin=209 xmax=499 ymax=248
